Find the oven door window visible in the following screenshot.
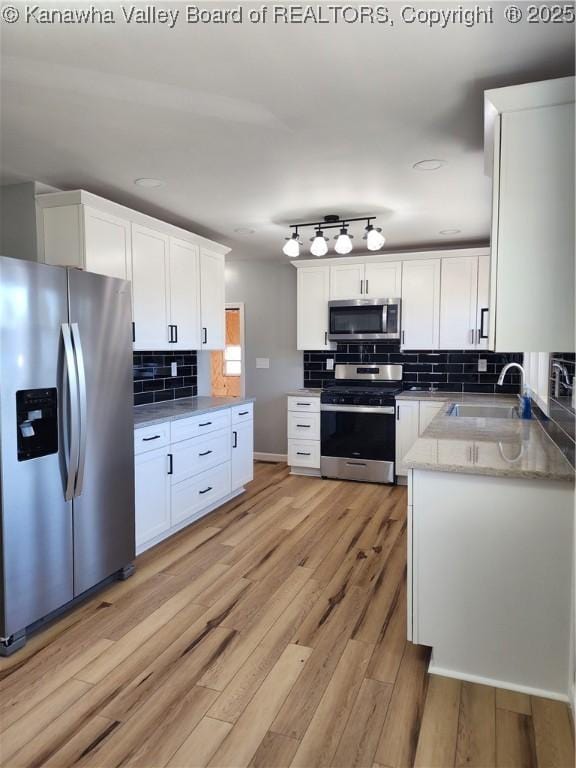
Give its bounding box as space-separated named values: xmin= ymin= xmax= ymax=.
xmin=321 ymin=411 xmax=395 ymax=461
xmin=329 ymin=306 xmax=384 ymax=336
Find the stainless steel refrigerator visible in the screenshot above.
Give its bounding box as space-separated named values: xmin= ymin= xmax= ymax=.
xmin=0 ymin=255 xmax=135 ymax=654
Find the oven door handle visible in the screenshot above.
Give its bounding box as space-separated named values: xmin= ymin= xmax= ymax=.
xmin=320 ymin=405 xmax=395 ymax=414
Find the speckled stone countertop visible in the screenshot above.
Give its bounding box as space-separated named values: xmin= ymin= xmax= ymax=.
xmin=134 ymin=396 xmax=255 ymax=429
xmin=403 ymin=396 xmax=574 ymax=482
xmin=287 ymin=388 xmax=322 ymax=398
xmin=397 ymin=391 xmax=517 ymax=403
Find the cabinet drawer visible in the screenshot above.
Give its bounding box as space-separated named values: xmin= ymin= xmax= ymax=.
xmin=288 ymin=439 xmax=320 ymax=468
xmin=171 ymin=408 xmax=231 ymax=443
xmin=171 ymin=462 xmax=231 ymax=526
xmin=170 ymin=428 xmax=230 ymax=484
xmin=288 ymin=396 xmax=320 ymax=413
xmin=288 ymin=411 xmax=320 ymax=440
xmin=232 ymin=402 xmax=253 ymax=424
xmin=134 ymin=422 xmax=170 ymax=455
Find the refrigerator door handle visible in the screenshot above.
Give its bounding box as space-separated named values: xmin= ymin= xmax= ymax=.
xmin=71 ymin=323 xmax=88 ymax=498
xmin=61 ymin=323 xmax=80 ymax=501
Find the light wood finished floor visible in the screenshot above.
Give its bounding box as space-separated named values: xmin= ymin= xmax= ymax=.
xmin=0 ymin=463 xmax=573 ymax=768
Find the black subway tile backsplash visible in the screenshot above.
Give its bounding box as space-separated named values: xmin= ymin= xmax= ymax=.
xmin=303 ymin=344 xmax=523 ymax=393
xmin=133 ymin=350 xmax=198 ymax=405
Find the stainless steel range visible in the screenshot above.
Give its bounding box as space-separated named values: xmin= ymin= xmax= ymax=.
xmin=320 ymin=363 xmax=403 ymax=484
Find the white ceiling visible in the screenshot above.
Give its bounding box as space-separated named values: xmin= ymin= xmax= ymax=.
xmin=1 ymin=2 xmax=574 ymax=260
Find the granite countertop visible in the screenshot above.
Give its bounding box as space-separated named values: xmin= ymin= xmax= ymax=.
xmin=287 ymin=388 xmax=322 ymax=398
xmin=134 ymin=396 xmax=255 ymax=429
xmin=397 ymin=391 xmax=517 ymax=403
xmin=404 ymin=396 xmax=574 ymax=482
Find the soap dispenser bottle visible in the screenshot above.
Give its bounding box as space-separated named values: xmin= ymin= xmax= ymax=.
xmin=519 ymin=389 xmax=532 ymax=420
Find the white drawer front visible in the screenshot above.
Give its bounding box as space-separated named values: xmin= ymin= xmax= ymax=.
xmin=171 ymin=462 xmax=231 ymax=526
xmin=288 ymin=439 xmax=320 ymax=468
xmin=170 ymin=428 xmax=231 ymax=484
xmin=171 ymin=408 xmax=231 ymax=443
xmin=232 ymin=402 xmax=253 ymax=424
xmin=288 ymin=396 xmax=320 ymax=413
xmin=288 ymin=411 xmax=320 ymax=440
xmin=134 ymin=422 xmax=170 ymax=455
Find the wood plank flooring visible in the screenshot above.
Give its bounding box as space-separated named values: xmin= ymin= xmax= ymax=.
xmin=0 ymin=462 xmax=573 ymax=768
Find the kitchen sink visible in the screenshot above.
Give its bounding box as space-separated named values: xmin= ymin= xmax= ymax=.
xmin=448 ymin=403 xmax=519 ymax=419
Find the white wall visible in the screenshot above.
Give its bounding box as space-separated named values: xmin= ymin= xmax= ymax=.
xmin=223 ymin=260 xmax=302 ymax=456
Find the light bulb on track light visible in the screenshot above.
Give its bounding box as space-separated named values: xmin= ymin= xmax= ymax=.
xmin=334 ymin=227 xmax=353 ymax=255
xmin=364 ymin=223 xmax=385 ymax=251
xmin=310 ymin=229 xmax=328 ymax=257
xmin=283 ymin=232 xmax=300 ymax=257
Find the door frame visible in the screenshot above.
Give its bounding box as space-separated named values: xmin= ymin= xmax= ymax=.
xmin=225 ymin=302 xmax=246 ymax=398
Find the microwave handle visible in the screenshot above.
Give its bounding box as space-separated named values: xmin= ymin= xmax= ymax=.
xmin=382 ymin=303 xmax=388 ymax=334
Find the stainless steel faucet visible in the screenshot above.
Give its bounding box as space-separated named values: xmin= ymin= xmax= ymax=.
xmin=552 ymin=361 xmax=573 ymax=398
xmin=497 ymin=362 xmax=526 ymax=393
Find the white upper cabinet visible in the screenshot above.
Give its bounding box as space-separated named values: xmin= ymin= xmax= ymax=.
xmin=131 ymin=224 xmax=170 ymax=350
xmin=200 ymin=248 xmax=226 ymax=350
xmin=329 ymin=260 xmax=402 ymax=299
xmin=294 ymin=250 xmax=488 ymax=352
xmin=364 ymin=261 xmax=402 ymax=298
xmin=41 ymin=204 xmax=131 ymax=280
xmin=297 ymin=265 xmax=331 ymax=350
xmin=36 ymin=190 xmax=229 ymax=352
xmin=401 ymin=259 xmax=441 ymax=350
xmin=169 ymin=238 xmax=201 ymax=350
xmin=440 ymin=256 xmax=479 ymax=350
xmin=330 ymin=263 xmax=364 ymax=299
xmin=476 ymin=254 xmax=490 ymax=351
xmin=485 ymin=77 xmax=574 ymax=352
xmin=84 ymin=208 xmax=132 ymax=280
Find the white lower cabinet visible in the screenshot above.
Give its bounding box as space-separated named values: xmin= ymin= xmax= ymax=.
xmin=134 ymin=447 xmax=171 ymax=547
xmin=396 ymin=399 xmax=444 ymax=476
xmin=171 ymin=463 xmax=231 ymax=527
xmin=232 ymin=420 xmax=254 ymax=489
xmin=134 ymin=404 xmax=254 ymax=553
xmin=170 ymin=428 xmax=231 ymax=483
xmin=410 ymin=468 xmax=573 ymax=698
xmin=286 ymin=395 xmax=321 ymax=475
xmin=395 ymin=400 xmax=420 ymax=476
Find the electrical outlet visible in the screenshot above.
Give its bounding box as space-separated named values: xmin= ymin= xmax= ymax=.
xmin=171 ymin=362 xmax=178 ymax=377
xmin=326 ymin=358 xmax=335 ymax=371
xmin=478 ymin=358 xmax=487 ymax=372
xmin=256 ymin=358 xmax=270 ymax=369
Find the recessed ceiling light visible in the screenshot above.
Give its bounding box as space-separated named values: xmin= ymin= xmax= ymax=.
xmin=439 ymin=228 xmax=461 ymax=235
xmin=234 ymin=227 xmax=255 ymax=235
xmin=134 ymin=178 xmax=165 ymax=188
xmin=413 ymin=159 xmax=446 ymax=171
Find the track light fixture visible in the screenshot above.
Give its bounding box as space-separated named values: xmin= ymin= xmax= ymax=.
xmin=282 ymin=214 xmax=385 ymax=257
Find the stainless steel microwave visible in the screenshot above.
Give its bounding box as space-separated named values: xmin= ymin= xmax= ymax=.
xmin=328 ymin=298 xmax=401 ymax=341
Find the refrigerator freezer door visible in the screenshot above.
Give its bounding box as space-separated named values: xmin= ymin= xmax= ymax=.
xmin=67 ymin=269 xmax=135 ymax=595
xmin=0 ymin=256 xmax=74 ymax=637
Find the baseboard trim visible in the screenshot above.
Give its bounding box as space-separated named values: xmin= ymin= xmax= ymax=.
xmin=428 ymin=661 xmax=570 ymax=703
xmin=254 ymin=452 xmax=287 ymax=463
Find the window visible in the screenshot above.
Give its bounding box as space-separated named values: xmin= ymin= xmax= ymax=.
xmin=224 ymin=344 xmax=241 ymax=377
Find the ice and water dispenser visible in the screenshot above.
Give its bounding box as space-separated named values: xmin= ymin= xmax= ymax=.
xmin=16 ymin=389 xmax=58 ymax=461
